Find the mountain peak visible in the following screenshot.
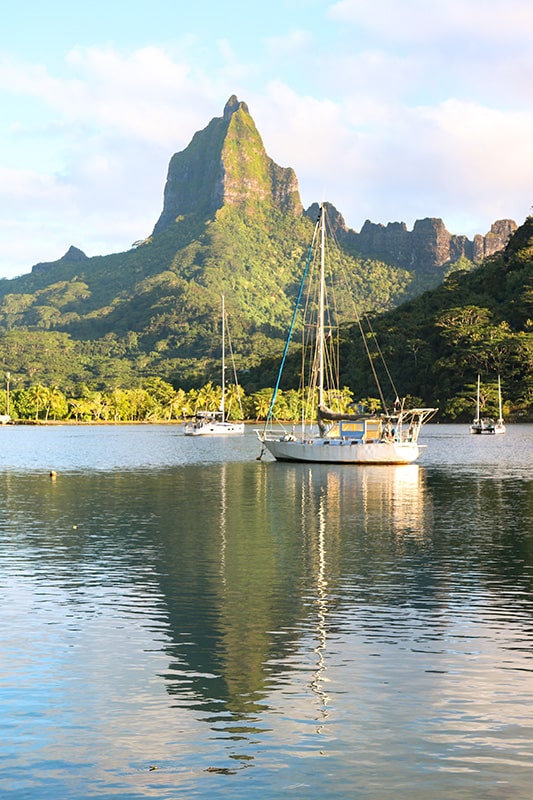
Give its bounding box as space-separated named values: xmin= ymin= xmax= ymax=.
xmin=31 ymin=245 xmax=88 ymax=275
xmin=223 ymin=94 xmax=249 ymax=120
xmin=152 ymin=96 xmax=302 ymax=235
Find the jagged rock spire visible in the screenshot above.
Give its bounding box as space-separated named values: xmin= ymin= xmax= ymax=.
xmin=152 ymin=96 xmax=302 ymax=235
xmin=223 ymin=94 xmax=249 ymax=120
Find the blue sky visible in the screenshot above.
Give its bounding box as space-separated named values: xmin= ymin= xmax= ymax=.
xmin=0 ymin=0 xmax=532 ymax=278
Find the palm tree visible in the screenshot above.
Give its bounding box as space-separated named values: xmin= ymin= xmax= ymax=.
xmin=194 ymin=381 xmax=222 ymax=413
xmin=69 ymin=397 xmax=96 ymax=422
xmin=47 ymin=385 xmax=67 ymax=420
xmin=283 ymin=389 xmax=302 ymax=422
xmin=86 ymin=390 xmax=105 ymax=421
xmin=129 ymin=388 xmax=154 ymax=421
xmin=28 ymin=384 xmax=50 ymax=421
xmin=108 ymin=388 xmax=131 ymax=422
xmin=166 ymin=388 xmax=190 ymax=420
xmin=223 ymin=383 xmax=244 ymax=420
xmin=250 ymin=388 xmax=275 ymax=421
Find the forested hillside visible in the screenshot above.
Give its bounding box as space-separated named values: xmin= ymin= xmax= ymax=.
xmin=337 ymin=216 xmax=533 ymax=421
xmin=0 ymin=204 xmax=417 ymax=392
xmin=0 ymin=95 xmax=525 ymax=421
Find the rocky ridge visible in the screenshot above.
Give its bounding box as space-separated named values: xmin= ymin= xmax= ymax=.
xmin=32 ymin=245 xmax=88 ymax=275
xmin=32 ymin=96 xmax=516 ymax=276
xmin=152 ymin=94 xmax=301 ymax=236
xmin=356 ymin=217 xmax=517 ymax=272
xmin=152 ymin=95 xmax=516 ymax=274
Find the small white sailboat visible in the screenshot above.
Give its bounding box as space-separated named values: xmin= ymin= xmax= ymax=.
xmin=494 ymin=374 xmax=506 ymax=434
xmin=184 ymin=295 xmax=245 ymax=436
xmin=257 ymin=204 xmax=437 ymax=464
xmin=470 ymin=375 xmax=495 ymax=434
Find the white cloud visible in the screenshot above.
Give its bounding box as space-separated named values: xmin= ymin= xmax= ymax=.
xmin=419 ymin=100 xmax=533 ymax=217
xmin=254 ymin=83 xmax=353 ymax=202
xmin=252 ymin=79 xmax=533 ymax=235
xmin=0 ymin=7 xmax=532 ymax=281
xmin=326 ymin=0 xmax=533 ymax=112
xmin=0 ymin=45 xmax=224 ymax=276
xmin=329 ymin=0 xmax=533 ymax=43
xmin=0 ymin=47 xmax=217 ymax=149
xmin=0 ymin=165 xmax=70 ymax=201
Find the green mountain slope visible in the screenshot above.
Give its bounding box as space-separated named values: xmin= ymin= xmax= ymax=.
xmin=0 ymin=95 xmax=520 ymax=400
xmin=338 ymin=216 xmax=533 ymax=420
xmin=0 ymin=204 xmax=415 ymax=389
xmin=0 ymin=95 xmax=421 ymax=391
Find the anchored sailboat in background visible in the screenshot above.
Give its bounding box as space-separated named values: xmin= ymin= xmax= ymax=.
xmin=184 ymin=295 xmax=245 ymax=436
xmin=257 ymin=204 xmax=437 ymax=464
xmin=495 ymin=374 xmax=506 ymax=434
xmin=470 ymin=375 xmax=495 ymax=434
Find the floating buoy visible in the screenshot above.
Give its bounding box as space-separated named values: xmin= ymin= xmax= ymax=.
xmin=49 ymin=470 xmax=57 ymax=479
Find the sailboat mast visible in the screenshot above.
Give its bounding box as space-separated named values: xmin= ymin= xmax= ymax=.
xmin=476 ymin=374 xmax=480 ymax=421
xmin=318 ymin=205 xmax=325 ymax=410
xmin=221 ymin=294 xmax=225 ymax=421
xmin=498 ymin=374 xmax=503 ymax=420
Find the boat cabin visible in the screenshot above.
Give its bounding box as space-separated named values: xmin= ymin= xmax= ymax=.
xmin=326 ymin=418 xmax=384 ymax=443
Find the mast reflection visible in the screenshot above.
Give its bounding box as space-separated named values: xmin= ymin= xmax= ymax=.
xmin=158 ymin=462 xmax=428 ymax=729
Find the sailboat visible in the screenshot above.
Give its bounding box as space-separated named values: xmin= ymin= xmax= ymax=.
xmin=184 ymin=295 xmax=245 ymax=436
xmin=257 ymin=204 xmax=437 ymax=464
xmin=494 ymin=374 xmax=506 ymax=434
xmin=469 ymin=375 xmax=495 ymax=434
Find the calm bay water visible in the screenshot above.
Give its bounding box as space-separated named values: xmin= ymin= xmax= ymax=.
xmin=1 ymin=423 xmax=532 ymax=799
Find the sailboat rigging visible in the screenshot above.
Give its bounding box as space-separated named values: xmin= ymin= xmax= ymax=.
xmin=495 ymin=374 xmax=506 ymax=434
xmin=257 ymin=203 xmax=437 ymax=464
xmin=184 ymin=295 xmax=245 ymax=436
xmin=470 ymin=375 xmax=495 ymax=435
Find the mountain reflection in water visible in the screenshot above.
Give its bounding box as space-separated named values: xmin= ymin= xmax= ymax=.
xmin=157 ymin=463 xmax=427 ymax=722
xmin=1 ymin=425 xmax=533 ymax=799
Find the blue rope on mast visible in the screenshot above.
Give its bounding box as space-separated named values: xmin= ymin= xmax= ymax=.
xmin=263 ymin=216 xmax=319 ymax=429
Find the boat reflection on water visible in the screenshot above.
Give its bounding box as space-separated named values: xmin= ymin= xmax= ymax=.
xmin=358 ymin=464 xmax=429 ymax=538
xmin=158 ymin=460 xmax=430 ymax=759
xmin=291 ymin=462 xmax=428 ymax=542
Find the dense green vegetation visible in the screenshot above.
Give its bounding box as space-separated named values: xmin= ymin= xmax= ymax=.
xmin=0 ymin=204 xmax=432 ymax=394
xmin=0 ymin=380 xmax=357 ymax=424
xmin=0 ymin=199 xmax=530 ymax=423
xmin=4 ymin=89 xmax=526 ymax=424
xmin=337 ymin=216 xmax=533 ymax=421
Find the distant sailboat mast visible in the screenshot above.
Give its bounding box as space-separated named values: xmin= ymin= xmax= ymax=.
xmin=221 ymin=294 xmax=225 ymax=422
xmin=318 ymin=207 xmax=325 ymax=411
xmin=495 ymin=374 xmax=506 ymax=433
xmin=183 ymin=293 xmax=244 ymax=436
xmin=470 ymin=374 xmax=496 ymax=434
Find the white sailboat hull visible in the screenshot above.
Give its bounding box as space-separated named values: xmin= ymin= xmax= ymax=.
xmin=470 ymin=420 xmax=495 ymax=434
xmin=184 ymin=295 xmax=245 ymax=437
xmin=258 ymin=206 xmax=436 ymax=466
xmin=260 ymin=435 xmax=421 ymax=464
xmin=184 ymin=421 xmax=245 ymax=436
